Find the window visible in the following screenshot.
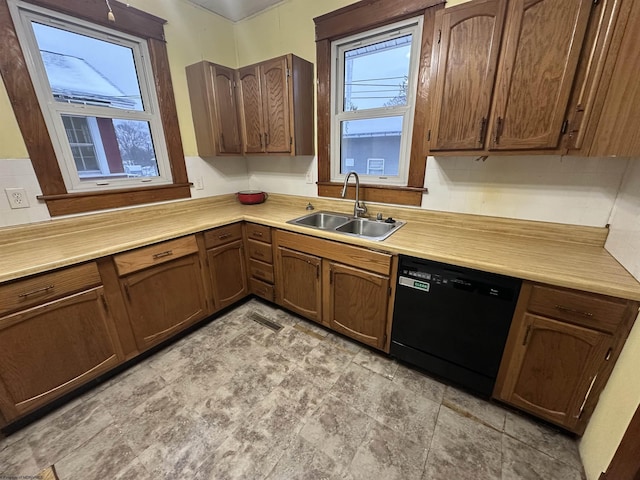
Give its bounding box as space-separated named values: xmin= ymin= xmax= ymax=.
xmin=314 ymin=0 xmax=443 ymax=206
xmin=0 ymin=0 xmax=190 ymax=216
xmin=331 ymin=19 xmax=423 ymax=186
xmin=10 ymin=2 xmax=172 ymax=192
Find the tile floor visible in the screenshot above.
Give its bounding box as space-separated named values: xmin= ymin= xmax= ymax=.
xmin=0 ymin=299 xmax=586 ymax=480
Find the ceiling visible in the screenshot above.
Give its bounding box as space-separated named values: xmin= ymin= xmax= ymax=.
xmin=185 ymin=0 xmax=283 ymax=22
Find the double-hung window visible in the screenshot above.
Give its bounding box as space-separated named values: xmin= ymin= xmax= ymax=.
xmin=331 ymin=18 xmax=423 ymax=186
xmin=8 ymin=0 xmax=172 ymax=192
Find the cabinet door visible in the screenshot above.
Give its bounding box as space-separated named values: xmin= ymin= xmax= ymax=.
xmin=497 ymin=313 xmax=611 ymax=430
xmin=260 ymin=57 xmax=292 ymax=153
xmin=238 ymin=65 xmax=265 ymax=153
xmin=0 ymin=288 xmax=123 ymax=420
xmin=325 ymin=262 xmax=390 ymax=350
xmin=430 ymin=0 xmax=507 ymax=151
xmin=213 ymin=64 xmax=243 ymax=154
xmin=488 ymin=0 xmax=592 ymax=150
xmin=275 ymin=247 xmax=321 ymax=323
xmin=207 ymin=240 xmax=248 ymax=310
xmin=122 ymin=254 xmax=207 ymax=351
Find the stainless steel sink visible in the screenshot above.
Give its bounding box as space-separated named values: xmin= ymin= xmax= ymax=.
xmin=292 ymin=212 xmax=350 ymax=230
xmin=287 ymin=211 xmax=405 ymax=241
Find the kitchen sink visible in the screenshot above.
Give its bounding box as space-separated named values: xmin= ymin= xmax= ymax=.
xmin=287 ymin=211 xmax=405 ymax=241
xmin=292 ymin=212 xmax=350 ymax=230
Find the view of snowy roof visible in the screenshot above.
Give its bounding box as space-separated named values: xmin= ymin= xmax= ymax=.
xmin=41 ymin=50 xmax=138 ymax=110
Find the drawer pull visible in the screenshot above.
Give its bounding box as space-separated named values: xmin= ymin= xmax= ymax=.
xmin=555 ymin=305 xmax=593 ymax=318
xmin=218 ymin=233 xmax=232 ymax=240
xmin=152 ymin=250 xmax=173 ymax=260
xmin=19 ymin=285 xmax=54 ymax=298
xmin=252 ymin=231 xmax=264 ymax=238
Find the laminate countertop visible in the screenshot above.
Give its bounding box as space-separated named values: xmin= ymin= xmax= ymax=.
xmin=2 ymin=193 xmax=640 ymax=301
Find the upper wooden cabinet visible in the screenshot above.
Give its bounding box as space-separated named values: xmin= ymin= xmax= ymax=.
xmin=238 ymin=54 xmax=315 ymax=156
xmin=565 ymin=0 xmax=640 ymax=157
xmin=186 ymin=61 xmax=243 ymax=156
xmin=187 ymin=54 xmax=314 ymax=157
xmin=429 ymin=0 xmax=507 ymax=151
xmin=429 ymin=0 xmax=593 ymax=154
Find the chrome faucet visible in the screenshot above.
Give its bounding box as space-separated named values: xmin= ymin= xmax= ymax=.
xmin=341 ymin=171 xmax=367 ymax=218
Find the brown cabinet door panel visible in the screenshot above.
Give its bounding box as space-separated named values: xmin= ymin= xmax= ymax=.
xmin=0 ymin=287 xmax=122 ymax=419
xmin=489 ymin=0 xmax=592 ymax=150
xmin=261 ymin=57 xmax=292 ymax=153
xmin=430 ymin=0 xmax=507 ymax=150
xmin=122 ymin=254 xmax=207 ymax=350
xmin=500 ymin=313 xmax=611 ymax=429
xmin=325 ymin=262 xmax=390 ymax=350
xmin=275 ymin=247 xmax=321 ymax=323
xmin=213 ymin=65 xmax=242 ymax=154
xmin=208 ymin=240 xmax=248 ymax=310
xmin=238 ymin=65 xmax=265 ymax=153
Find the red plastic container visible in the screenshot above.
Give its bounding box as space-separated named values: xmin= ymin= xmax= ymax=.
xmin=237 ymin=190 xmax=268 ymax=204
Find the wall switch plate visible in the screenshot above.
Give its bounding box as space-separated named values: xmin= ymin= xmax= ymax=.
xmin=5 ymin=188 xmax=29 ymax=209
xmin=305 ymin=170 xmax=314 ymax=184
xmin=195 ymin=176 xmax=204 ymax=190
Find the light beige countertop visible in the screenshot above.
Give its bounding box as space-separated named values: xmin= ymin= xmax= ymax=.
xmin=2 ymin=193 xmax=640 ymax=301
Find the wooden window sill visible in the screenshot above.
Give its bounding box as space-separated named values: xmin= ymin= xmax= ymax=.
xmin=317 ymin=182 xmax=426 ymax=206
xmin=38 ymin=184 xmax=192 ymax=216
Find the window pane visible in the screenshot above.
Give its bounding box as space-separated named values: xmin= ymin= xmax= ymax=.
xmin=32 ymin=22 xmax=143 ymax=111
xmin=343 ymin=34 xmax=412 ymax=112
xmin=61 ymin=115 xmax=159 ymax=180
xmin=340 ymin=117 xmax=402 ymax=176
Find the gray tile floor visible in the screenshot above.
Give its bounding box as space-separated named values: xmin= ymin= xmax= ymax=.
xmin=0 ymin=299 xmax=586 ymax=479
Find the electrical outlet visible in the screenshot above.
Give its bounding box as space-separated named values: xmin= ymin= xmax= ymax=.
xmin=305 ymin=170 xmax=314 ymax=184
xmin=5 ymin=188 xmax=29 ymax=209
xmin=195 ymin=176 xmax=204 ymax=190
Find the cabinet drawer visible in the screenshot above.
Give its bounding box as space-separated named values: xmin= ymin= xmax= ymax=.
xmin=204 ymin=223 xmax=243 ymax=249
xmin=250 ymin=278 xmax=274 ymax=302
xmin=0 ymin=262 xmax=101 ymax=316
xmin=528 ymin=284 xmax=628 ymax=333
xmin=114 ymin=235 xmax=199 ymax=276
xmin=245 ymin=223 xmax=272 ymax=243
xmin=247 ymin=239 xmax=273 ymax=264
xmin=249 ymin=259 xmax=274 ymax=284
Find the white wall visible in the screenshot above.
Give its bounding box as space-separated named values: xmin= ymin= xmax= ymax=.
xmin=422 ymin=155 xmax=627 ymax=226
xmin=580 ymin=158 xmax=640 ymax=480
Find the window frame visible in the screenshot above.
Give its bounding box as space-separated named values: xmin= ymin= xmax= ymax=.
xmin=330 ymin=17 xmax=423 ymax=187
xmin=0 ymin=0 xmax=190 ymax=216
xmin=314 ymin=0 xmax=444 ymax=206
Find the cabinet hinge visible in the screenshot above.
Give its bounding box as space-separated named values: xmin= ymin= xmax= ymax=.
xmin=290 ymin=136 xmax=293 ymax=146
xmin=383 ymin=333 xmax=388 ymax=345
xmin=522 ymin=325 xmax=532 ymax=346
xmin=286 ymin=68 xmax=291 ymax=77
xmin=388 ymin=286 xmax=392 ymax=296
xmin=561 ymin=119 xmax=569 ymax=135
xmin=437 ymin=29 xmax=441 ymax=44
xmin=427 ymin=129 xmax=431 ymax=142
xmin=593 ymin=0 xmax=600 ymax=5
xmin=605 ymin=348 xmax=612 ymax=361
xmin=233 ymin=80 xmax=237 ymax=88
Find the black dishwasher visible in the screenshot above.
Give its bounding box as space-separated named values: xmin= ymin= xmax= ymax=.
xmin=390 ymin=255 xmax=522 ymax=397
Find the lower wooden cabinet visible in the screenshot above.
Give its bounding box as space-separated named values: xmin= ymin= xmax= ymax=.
xmin=275 ymin=247 xmax=322 ymax=323
xmin=0 ymin=286 xmax=123 ymax=421
xmin=207 ymin=240 xmax=248 ymax=310
xmin=115 ymin=236 xmax=208 ymax=351
xmin=495 ymin=281 xmax=638 ymax=433
xmin=325 ymin=262 xmax=390 ymax=350
xmin=274 ymin=230 xmax=395 ymax=351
